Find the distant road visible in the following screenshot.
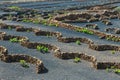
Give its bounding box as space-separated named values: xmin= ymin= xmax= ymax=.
xmin=0 ymin=0 xmax=120 ymax=5
xmin=0 ymin=0 xmax=45 ymax=4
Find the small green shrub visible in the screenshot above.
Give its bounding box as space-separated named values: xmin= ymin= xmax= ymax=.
xmin=9 ymin=38 xmax=19 ymax=43
xmin=48 ymin=23 xmax=58 ymax=27
xmin=106 ymin=66 xmax=120 ymax=74
xmin=76 ymin=40 xmax=81 ymax=45
xmin=76 ymin=28 xmax=93 ymax=35
xmin=83 ymin=28 xmax=93 ymax=34
xmin=8 ymin=26 xmax=12 ymax=30
xmin=46 ymin=34 xmax=51 ymax=38
xmin=33 ymin=20 xmax=40 ymax=24
xmin=106 ymin=36 xmax=111 ymax=40
xmin=8 ymin=6 xmax=21 ymax=10
xmin=20 ymin=60 xmax=29 ymax=68
xmin=106 ymin=68 xmax=110 ymax=72
xmin=111 ymin=66 xmax=115 ymax=69
xmin=115 ymin=38 xmax=119 ymax=42
xmin=43 ymin=47 xmax=49 ymax=53
xmin=111 ymin=50 xmax=115 ymax=54
xmin=41 ymin=20 xmax=47 ymax=25
xmin=27 ymin=30 xmax=30 ymax=32
xmin=22 ymin=19 xmax=32 ymax=23
xmin=74 ymin=57 xmax=81 ymax=63
xmin=114 ymin=69 xmax=120 ymax=74
xmin=37 ymin=45 xmax=43 ymax=51
xmin=18 ymin=39 xmax=25 ymax=42
xmin=114 ymin=6 xmax=120 ymax=12
xmin=106 ymin=66 xmax=114 ymax=72
xmin=22 ymin=18 xmax=40 ymax=24
xmin=106 ymin=37 xmax=119 ymax=42
xmin=36 ymin=45 xmax=49 ymax=53
xmin=76 ymin=28 xmax=81 ymax=32
xmin=55 ymin=24 xmax=58 ymax=27
xmin=43 ymin=23 xmax=47 ymax=26
xmin=111 ymin=37 xmax=118 ymax=41
xmin=48 ymin=14 xmax=53 ymax=18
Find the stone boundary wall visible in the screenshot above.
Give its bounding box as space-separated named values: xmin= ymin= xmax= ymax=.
xmin=0 ymin=32 xmax=29 ymax=42
xmin=89 ymin=44 xmax=120 ymax=51
xmin=49 ymin=19 xmax=120 ymax=42
xmin=34 ymin=30 xmax=62 ymax=37
xmin=94 ymin=62 xmax=120 ymax=69
xmin=20 ymin=41 xmax=58 ymax=51
xmin=16 ymin=27 xmax=62 ymax=37
xmin=55 ymin=52 xmax=96 ymax=62
xmin=16 ymin=27 xmax=40 ymax=32
xmin=0 ymin=23 xmax=22 ymax=29
xmin=105 ymin=27 xmax=120 ymax=34
xmin=54 ymin=11 xmax=119 ymax=23
xmin=0 ymin=23 xmax=93 ymax=44
xmin=57 ymin=37 xmax=93 ymax=44
xmin=0 ymin=46 xmax=44 ymax=73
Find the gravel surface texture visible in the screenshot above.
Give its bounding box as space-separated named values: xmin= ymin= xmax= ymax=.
xmin=0 ymin=1 xmax=120 ymax=80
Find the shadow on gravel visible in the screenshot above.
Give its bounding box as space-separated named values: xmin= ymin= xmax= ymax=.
xmin=40 ymin=67 xmax=48 ymax=74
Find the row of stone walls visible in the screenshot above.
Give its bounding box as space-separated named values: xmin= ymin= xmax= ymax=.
xmin=1 ymin=23 xmax=120 ymax=70
xmin=0 ymin=23 xmax=62 ymax=38
xmin=20 ymin=41 xmax=95 ymax=62
xmin=49 ymin=19 xmax=120 ymax=42
xmin=0 ymin=39 xmax=119 ymax=69
xmin=2 ymin=23 xmax=120 ymax=52
xmin=0 ymin=23 xmax=94 ymax=44
xmin=54 ymin=11 xmax=119 ymax=23
xmin=1 ymin=33 xmax=120 ymax=70
xmin=1 ymin=23 xmax=120 ymax=51
xmin=55 ymin=13 xmax=93 ymax=21
xmin=20 ymin=41 xmax=97 ymax=68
